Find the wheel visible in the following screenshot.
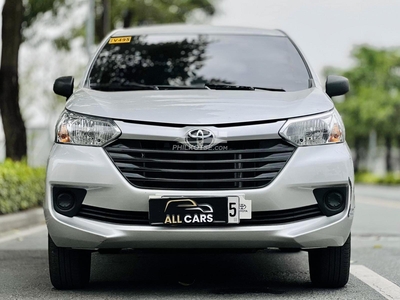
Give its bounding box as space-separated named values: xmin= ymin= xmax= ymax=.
xmin=308 ymin=234 xmax=351 ymax=288
xmin=48 ymin=235 xmax=91 ymax=289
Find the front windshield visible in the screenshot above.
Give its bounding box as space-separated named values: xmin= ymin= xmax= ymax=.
xmin=87 ymin=34 xmax=310 ymax=92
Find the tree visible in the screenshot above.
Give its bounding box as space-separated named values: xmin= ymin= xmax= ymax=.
xmin=22 ymin=0 xmax=69 ymax=31
xmin=95 ymin=0 xmax=216 ymax=42
xmin=335 ymin=45 xmax=400 ymax=172
xmin=0 ymin=0 xmax=26 ymax=161
xmin=0 ymin=0 xmax=216 ymax=161
xmin=0 ymin=0 xmax=69 ymax=161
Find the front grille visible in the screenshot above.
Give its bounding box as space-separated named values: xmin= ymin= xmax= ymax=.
xmin=104 ymin=139 xmax=296 ymax=190
xmin=76 ymin=204 xmax=323 ymax=225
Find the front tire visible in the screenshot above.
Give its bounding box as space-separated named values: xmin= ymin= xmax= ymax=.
xmin=48 ymin=235 xmax=91 ymax=289
xmin=308 ymin=234 xmax=351 ymax=288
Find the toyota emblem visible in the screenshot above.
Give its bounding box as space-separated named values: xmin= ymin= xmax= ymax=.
xmin=185 ymin=129 xmax=214 ymax=150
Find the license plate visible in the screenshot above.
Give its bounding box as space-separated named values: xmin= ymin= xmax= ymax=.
xmin=149 ymin=196 xmax=240 ymax=226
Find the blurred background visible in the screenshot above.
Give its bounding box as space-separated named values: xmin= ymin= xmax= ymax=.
xmin=0 ymin=0 xmax=400 ymax=181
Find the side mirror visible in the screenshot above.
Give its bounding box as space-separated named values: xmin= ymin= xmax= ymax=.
xmin=325 ymin=75 xmax=349 ymax=97
xmin=53 ymin=76 xmax=74 ymax=99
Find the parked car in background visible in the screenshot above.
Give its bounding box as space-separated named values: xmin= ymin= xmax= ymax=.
xmin=46 ymin=25 xmax=353 ymax=289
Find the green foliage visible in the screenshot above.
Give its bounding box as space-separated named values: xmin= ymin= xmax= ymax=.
xmin=95 ymin=0 xmax=216 ymax=41
xmin=332 ymin=45 xmax=400 ymax=172
xmin=355 ymin=171 xmax=400 ymax=185
xmin=22 ymin=0 xmax=217 ymax=48
xmin=22 ymin=0 xmax=69 ymax=30
xmin=21 ymin=0 xmax=83 ymax=50
xmin=354 ymin=171 xmax=381 ymax=184
xmin=344 ymin=46 xmax=400 ymax=94
xmin=108 ymin=0 xmax=215 ymax=26
xmin=337 ymin=46 xmax=400 ymax=144
xmin=0 ymin=160 xmax=45 ymax=215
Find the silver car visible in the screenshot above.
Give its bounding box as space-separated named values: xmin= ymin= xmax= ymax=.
xmin=45 ymin=25 xmax=354 ymax=289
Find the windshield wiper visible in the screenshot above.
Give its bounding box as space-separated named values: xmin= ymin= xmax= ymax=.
xmin=90 ymin=82 xmax=285 ymax=92
xmin=90 ymin=82 xmax=210 ymax=91
xmin=90 ymin=82 xmax=158 ymax=91
xmin=205 ymin=84 xmax=285 ymax=92
xmin=253 ymin=86 xmax=285 ymax=92
xmin=152 ymin=85 xmax=207 ymax=90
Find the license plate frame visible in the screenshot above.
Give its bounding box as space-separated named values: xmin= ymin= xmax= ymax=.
xmin=149 ymin=196 xmax=240 ymax=226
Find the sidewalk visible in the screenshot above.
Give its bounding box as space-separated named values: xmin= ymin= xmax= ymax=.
xmin=0 ymin=208 xmax=45 ymax=236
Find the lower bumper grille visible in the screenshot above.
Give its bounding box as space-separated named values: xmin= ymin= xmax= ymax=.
xmin=104 ymin=139 xmax=296 ymax=190
xmin=77 ymin=205 xmax=148 ymax=225
xmin=76 ymin=204 xmax=323 ymax=225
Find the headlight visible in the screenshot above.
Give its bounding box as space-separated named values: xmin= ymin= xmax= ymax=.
xmin=56 ymin=111 xmax=121 ymax=146
xmin=279 ymin=110 xmax=345 ymax=146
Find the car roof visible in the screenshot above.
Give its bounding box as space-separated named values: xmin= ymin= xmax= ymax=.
xmin=111 ymin=24 xmax=286 ymax=37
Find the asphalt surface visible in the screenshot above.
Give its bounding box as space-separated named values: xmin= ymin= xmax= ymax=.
xmin=0 ymin=184 xmax=399 ymax=299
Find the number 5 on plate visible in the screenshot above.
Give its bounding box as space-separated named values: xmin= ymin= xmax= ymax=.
xmin=227 ymin=197 xmax=239 ymax=224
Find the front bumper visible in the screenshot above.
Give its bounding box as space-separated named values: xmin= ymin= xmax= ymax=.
xmin=44 ymin=140 xmax=354 ymax=250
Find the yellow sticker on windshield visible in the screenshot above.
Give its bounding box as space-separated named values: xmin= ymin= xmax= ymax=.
xmin=109 ymin=37 xmax=132 ymax=44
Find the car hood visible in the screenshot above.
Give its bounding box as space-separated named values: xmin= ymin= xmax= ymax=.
xmin=66 ymin=88 xmax=333 ymax=125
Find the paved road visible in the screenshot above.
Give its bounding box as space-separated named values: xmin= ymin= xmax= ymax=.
xmin=0 ymin=184 xmax=399 ymax=299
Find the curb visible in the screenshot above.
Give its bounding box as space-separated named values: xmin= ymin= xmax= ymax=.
xmin=0 ymin=208 xmax=45 ymax=234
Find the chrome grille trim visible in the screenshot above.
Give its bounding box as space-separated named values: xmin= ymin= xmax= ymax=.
xmin=104 ymin=139 xmax=296 ymax=190
xmin=76 ymin=204 xmax=322 ymax=225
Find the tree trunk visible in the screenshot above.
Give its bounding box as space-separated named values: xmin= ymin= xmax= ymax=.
xmin=95 ymin=0 xmax=111 ymax=42
xmin=385 ymin=136 xmax=392 ymax=173
xmin=101 ymin=0 xmax=111 ymax=37
xmin=0 ymin=0 xmax=27 ymax=161
xmin=123 ymin=9 xmax=133 ymax=28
